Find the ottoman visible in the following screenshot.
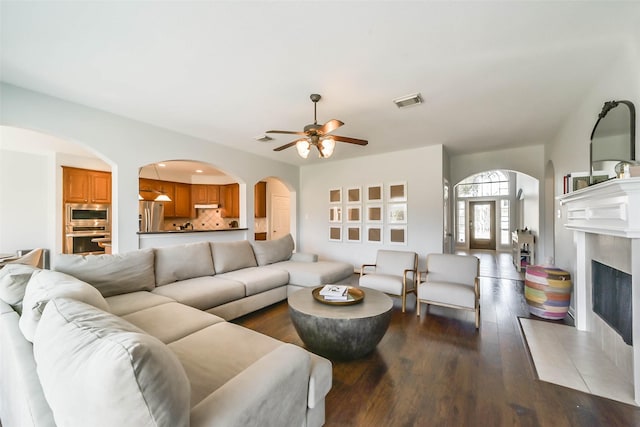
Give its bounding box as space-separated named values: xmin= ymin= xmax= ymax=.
xmin=524 ymin=265 xmax=572 ymax=320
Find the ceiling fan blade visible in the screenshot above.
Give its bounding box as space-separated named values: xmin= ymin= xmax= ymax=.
xmin=266 ymin=130 xmax=307 ymax=136
xmin=273 ymin=139 xmax=305 ymax=152
xmin=317 ymin=119 xmax=344 ymax=135
xmin=332 ymin=135 xmax=368 ymax=146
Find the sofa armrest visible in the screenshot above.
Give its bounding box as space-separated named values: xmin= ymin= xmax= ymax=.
xmin=290 ymin=252 xmax=318 ymax=263
xmin=190 ymin=344 xmax=311 ymax=427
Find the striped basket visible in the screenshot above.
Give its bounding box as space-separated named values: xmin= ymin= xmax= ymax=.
xmin=524 ymin=265 xmax=572 ymax=320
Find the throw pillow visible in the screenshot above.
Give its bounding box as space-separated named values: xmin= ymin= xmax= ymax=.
xmin=19 ymin=269 xmax=110 ymax=342
xmin=0 ymin=263 xmax=39 ymax=311
xmin=34 ymin=298 xmax=190 ymax=427
xmin=55 ymin=249 xmax=155 ymax=297
xmin=154 ymin=242 xmax=215 ymax=286
xmin=250 ymin=233 xmax=294 ymax=266
xmin=210 ymin=240 xmax=257 ymax=274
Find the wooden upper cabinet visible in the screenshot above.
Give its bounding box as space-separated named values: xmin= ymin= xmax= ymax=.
xmin=138 ymin=178 xmax=158 ymax=201
xmin=255 ymin=181 xmax=267 ymax=218
xmin=90 ymin=171 xmax=112 ymax=203
xmin=160 ymin=182 xmax=176 ymax=217
xmin=191 ymin=184 xmax=208 ymax=205
xmin=63 ymin=166 xmax=111 ymax=204
xmin=221 ymin=183 xmax=240 ymax=218
xmin=174 ymin=183 xmax=191 ymax=218
xmin=206 ymin=185 xmax=220 ymax=204
xmin=191 ymin=184 xmax=219 ymax=205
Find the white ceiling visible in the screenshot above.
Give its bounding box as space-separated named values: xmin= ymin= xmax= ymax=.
xmin=2 ymin=1 xmax=639 ymax=166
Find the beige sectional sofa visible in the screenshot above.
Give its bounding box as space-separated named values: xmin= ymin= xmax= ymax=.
xmin=0 ymin=234 xmax=354 ymax=427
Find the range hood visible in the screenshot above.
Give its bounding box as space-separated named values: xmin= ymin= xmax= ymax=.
xmin=194 ymin=204 xmax=219 ymax=209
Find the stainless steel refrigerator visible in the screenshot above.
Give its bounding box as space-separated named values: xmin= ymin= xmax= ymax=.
xmin=139 ymin=201 xmax=165 ymax=232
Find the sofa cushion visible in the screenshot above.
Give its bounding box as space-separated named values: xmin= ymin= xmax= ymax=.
xmin=55 ymin=249 xmax=156 ymax=297
xmin=106 ymin=291 xmax=175 ymax=316
xmin=19 ymin=270 xmax=110 ymax=342
xmin=152 ymin=276 xmax=245 ymax=311
xmin=268 ymin=260 xmax=354 ymax=287
xmin=168 ymin=322 xmax=284 ymax=407
xmin=154 ymin=242 xmax=215 ymax=286
xmin=122 ymin=302 xmax=224 ymax=344
xmin=250 ymin=234 xmax=294 ymax=266
xmin=217 ymin=267 xmax=288 ymax=296
xmin=0 ymin=263 xmax=39 ymax=312
xmin=34 ymin=298 xmax=190 ymax=427
xmin=210 ymin=240 xmax=257 ymax=273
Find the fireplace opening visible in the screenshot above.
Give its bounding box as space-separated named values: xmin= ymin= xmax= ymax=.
xmin=592 ymin=260 xmax=633 ymax=345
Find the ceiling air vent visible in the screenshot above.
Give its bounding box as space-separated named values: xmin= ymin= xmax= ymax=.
xmin=255 ymin=135 xmax=274 ymax=142
xmin=393 ymin=93 xmax=423 ymax=108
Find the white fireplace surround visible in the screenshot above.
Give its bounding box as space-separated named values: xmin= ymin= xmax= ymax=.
xmin=559 ymin=177 xmax=640 ymax=405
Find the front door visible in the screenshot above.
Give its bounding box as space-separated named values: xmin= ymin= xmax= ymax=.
xmin=469 ymin=201 xmax=496 ymax=250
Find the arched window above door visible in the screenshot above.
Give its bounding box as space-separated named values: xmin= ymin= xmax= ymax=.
xmin=457 ymin=170 xmax=509 ymax=198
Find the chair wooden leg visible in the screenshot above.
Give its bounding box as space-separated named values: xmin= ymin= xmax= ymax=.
xmin=401 ymin=292 xmax=406 ymax=313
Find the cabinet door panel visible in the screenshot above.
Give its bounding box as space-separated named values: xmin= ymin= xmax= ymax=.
xmin=90 ymin=172 xmax=111 ymax=203
xmin=191 ymin=184 xmax=208 ymax=204
xmin=207 ymin=185 xmax=220 ymax=204
xmin=254 ymin=181 xmax=266 ymax=218
xmin=64 ymin=167 xmax=90 ymax=203
xmin=174 ymin=183 xmax=191 ymax=218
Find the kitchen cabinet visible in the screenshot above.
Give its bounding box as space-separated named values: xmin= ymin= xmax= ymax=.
xmin=173 ymin=183 xmax=191 ymax=218
xmin=139 ymin=178 xmax=177 ymax=216
xmin=63 ymin=166 xmax=111 ymax=204
xmin=138 ymin=178 xmax=164 ymax=202
xmin=254 ymin=181 xmax=267 ymax=218
xmin=221 ymin=183 xmax=240 ymax=218
xmin=191 ymin=184 xmax=220 ymax=205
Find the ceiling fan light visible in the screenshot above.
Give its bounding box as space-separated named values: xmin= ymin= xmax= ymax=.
xmin=319 ymin=137 xmax=335 ymax=158
xmin=296 ymin=140 xmax=311 ymax=159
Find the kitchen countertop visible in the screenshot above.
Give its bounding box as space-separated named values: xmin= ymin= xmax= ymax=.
xmin=137 ymin=228 xmax=247 ymax=235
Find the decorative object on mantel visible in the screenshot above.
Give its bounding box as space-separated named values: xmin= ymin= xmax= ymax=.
xmin=590 ymin=100 xmax=636 ymax=184
xmin=524 ymin=265 xmax=572 ymax=320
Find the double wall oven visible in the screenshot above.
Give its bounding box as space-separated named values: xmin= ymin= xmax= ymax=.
xmin=64 ymin=203 xmax=111 ymax=255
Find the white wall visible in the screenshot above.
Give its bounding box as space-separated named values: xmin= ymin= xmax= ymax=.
xmin=516 ymin=173 xmax=539 ymax=235
xmin=548 ymin=46 xmax=640 ymax=277
xmin=0 ymin=150 xmax=54 ymax=254
xmin=0 ymin=83 xmax=299 ymax=261
xmin=299 ymin=145 xmax=444 ymax=271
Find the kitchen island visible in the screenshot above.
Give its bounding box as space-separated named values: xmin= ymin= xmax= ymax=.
xmin=138 ymin=228 xmax=249 ymax=249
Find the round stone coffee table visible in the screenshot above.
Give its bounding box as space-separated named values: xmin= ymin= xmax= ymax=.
xmin=288 ymin=287 xmax=393 ymax=360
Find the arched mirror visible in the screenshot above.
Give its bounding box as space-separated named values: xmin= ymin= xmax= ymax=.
xmin=590 ymin=100 xmax=636 ymax=183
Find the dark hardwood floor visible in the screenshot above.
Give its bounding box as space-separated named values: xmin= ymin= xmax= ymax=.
xmin=235 ymin=251 xmax=640 ymax=426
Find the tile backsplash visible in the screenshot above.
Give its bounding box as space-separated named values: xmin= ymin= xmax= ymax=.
xmin=163 ymin=208 xmax=237 ymax=230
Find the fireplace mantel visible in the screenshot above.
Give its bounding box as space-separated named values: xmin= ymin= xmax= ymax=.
xmin=558 ymin=177 xmax=640 ymax=238
xmin=559 ymin=176 xmax=640 ymax=405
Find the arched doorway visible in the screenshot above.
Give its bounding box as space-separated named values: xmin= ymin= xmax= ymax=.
xmin=254 ymin=177 xmax=291 ymax=241
xmin=455 ymin=169 xmax=539 ymax=255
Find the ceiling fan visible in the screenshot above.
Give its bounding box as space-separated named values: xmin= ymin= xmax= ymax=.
xmin=266 ymin=94 xmax=368 ymax=159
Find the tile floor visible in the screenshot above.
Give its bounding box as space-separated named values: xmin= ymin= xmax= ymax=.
xmin=520 ymin=318 xmax=636 ymax=406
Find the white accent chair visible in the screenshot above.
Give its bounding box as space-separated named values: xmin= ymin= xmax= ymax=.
xmin=3 ymin=248 xmax=44 ymax=269
xmin=417 ymin=253 xmax=480 ymax=329
xmin=359 ymin=250 xmax=417 ymax=312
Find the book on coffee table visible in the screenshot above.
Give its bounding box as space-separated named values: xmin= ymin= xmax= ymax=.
xmin=319 ymin=285 xmax=349 ymax=301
